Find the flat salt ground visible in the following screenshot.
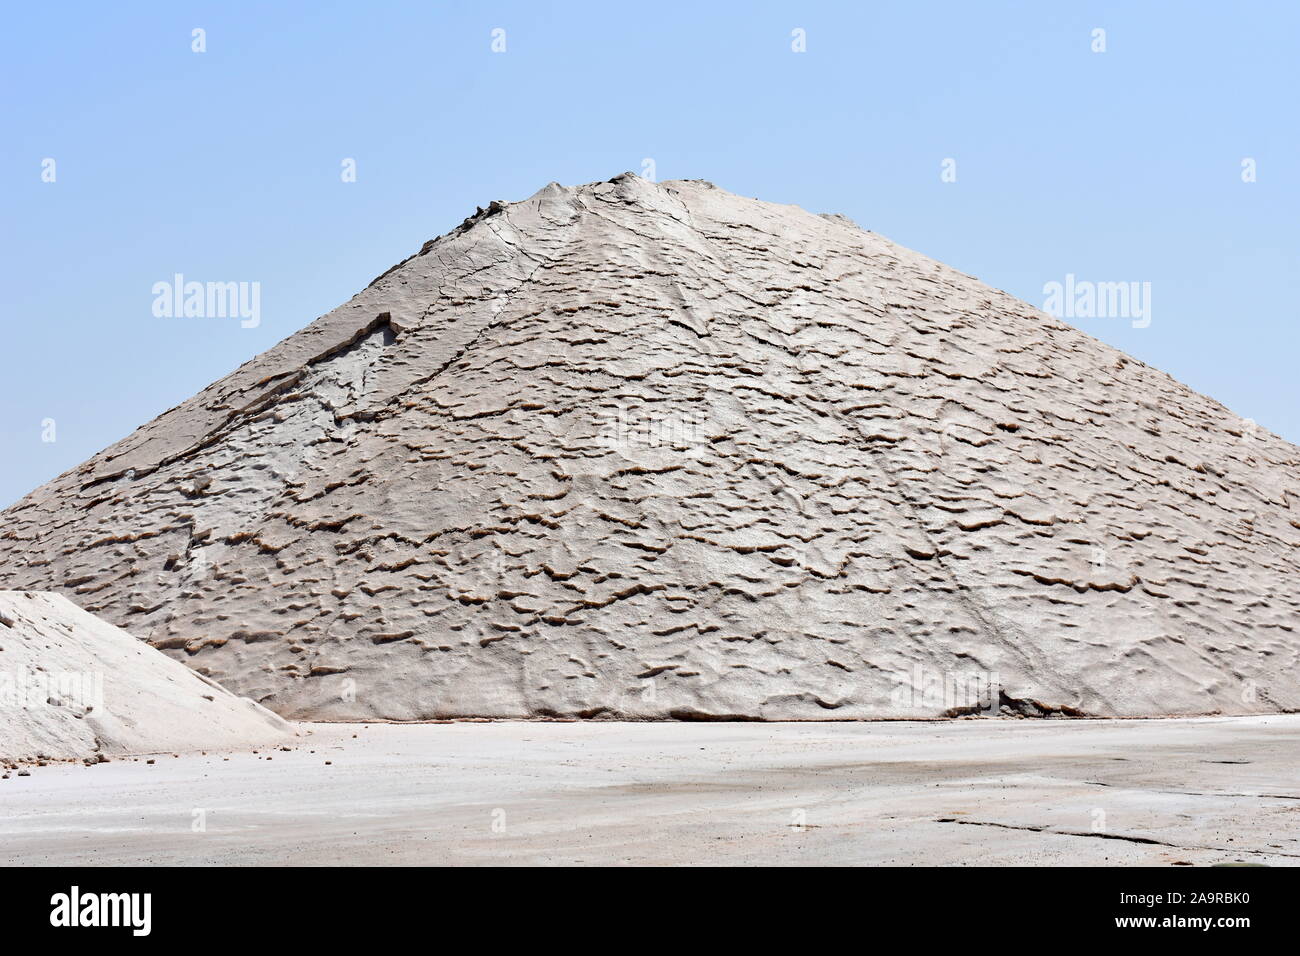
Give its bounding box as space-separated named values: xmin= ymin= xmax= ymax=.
xmin=1 ymin=716 xmax=1296 ymax=866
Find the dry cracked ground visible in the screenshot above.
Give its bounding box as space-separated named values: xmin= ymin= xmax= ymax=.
xmin=0 ymin=173 xmax=1297 ymax=721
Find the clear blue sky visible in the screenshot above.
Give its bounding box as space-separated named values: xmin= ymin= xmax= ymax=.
xmin=3 ymin=1 xmax=1297 ymax=508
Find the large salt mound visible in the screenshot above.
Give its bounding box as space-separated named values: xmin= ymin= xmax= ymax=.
xmin=0 ymin=591 xmax=291 ymax=761
xmin=0 ymin=174 xmax=1297 ymax=720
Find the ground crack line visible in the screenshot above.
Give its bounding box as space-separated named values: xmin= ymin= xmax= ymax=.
xmin=939 ymin=818 xmax=1300 ymax=858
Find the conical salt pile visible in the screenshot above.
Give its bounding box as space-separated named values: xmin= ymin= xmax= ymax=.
xmin=1 ymin=174 xmax=1296 ymax=719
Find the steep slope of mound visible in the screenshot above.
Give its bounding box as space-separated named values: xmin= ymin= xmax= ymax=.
xmin=0 ymin=591 xmax=292 ymax=761
xmin=0 ymin=174 xmax=1296 ymax=720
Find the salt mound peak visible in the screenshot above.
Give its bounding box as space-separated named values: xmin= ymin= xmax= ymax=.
xmin=0 ymin=176 xmax=1297 ymax=721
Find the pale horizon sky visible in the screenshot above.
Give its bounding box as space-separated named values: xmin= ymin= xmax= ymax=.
xmin=3 ymin=0 xmax=1297 ymax=508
